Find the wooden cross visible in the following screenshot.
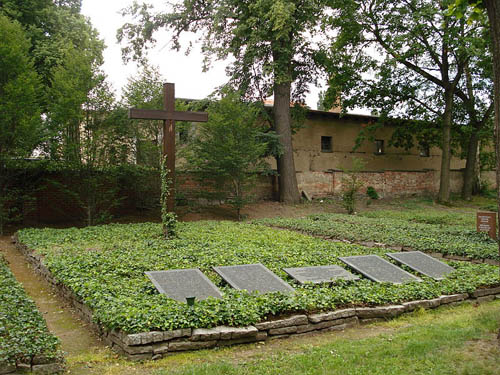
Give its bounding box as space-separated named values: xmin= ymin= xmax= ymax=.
xmin=129 ymin=83 xmax=208 ymax=212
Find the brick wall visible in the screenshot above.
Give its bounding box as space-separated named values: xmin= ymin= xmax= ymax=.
xmin=20 ymin=168 xmax=495 ymax=224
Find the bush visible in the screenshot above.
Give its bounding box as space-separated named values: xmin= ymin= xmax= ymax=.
xmin=366 ymin=186 xmax=379 ymax=200
xmin=340 ymin=158 xmax=365 ymax=214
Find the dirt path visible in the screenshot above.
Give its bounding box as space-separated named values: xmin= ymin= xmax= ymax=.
xmin=0 ymin=236 xmax=105 ymax=358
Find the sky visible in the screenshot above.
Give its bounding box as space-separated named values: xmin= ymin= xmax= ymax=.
xmin=80 ymin=0 xmax=323 ymax=108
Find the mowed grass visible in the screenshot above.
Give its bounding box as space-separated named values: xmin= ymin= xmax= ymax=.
xmin=65 ymin=301 xmax=500 ymax=375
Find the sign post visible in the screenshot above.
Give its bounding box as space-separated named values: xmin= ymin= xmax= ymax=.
xmin=476 ymin=211 xmax=497 ymax=239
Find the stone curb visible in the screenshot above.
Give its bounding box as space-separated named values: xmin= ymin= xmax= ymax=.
xmin=13 ymin=235 xmax=500 ymax=362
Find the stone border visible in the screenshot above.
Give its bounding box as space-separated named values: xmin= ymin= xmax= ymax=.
xmin=0 ymin=358 xmax=64 ymax=375
xmin=13 ymin=235 xmax=500 ymax=361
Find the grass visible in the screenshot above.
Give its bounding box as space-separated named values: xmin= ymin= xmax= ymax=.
xmin=64 ymin=300 xmax=500 ymax=375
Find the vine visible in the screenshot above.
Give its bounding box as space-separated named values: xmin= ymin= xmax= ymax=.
xmin=160 ymin=155 xmax=177 ymax=238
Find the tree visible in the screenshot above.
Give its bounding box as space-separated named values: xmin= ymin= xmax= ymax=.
xmin=0 ymin=15 xmax=42 ymax=234
xmin=121 ymin=64 xmax=164 ymax=167
xmin=117 ymin=0 xmax=336 ymax=204
xmin=182 ymin=92 xmax=270 ymax=220
xmin=324 ymin=0 xmax=482 ymax=203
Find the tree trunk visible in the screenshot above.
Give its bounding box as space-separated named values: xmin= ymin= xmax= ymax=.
xmin=273 ymin=80 xmax=301 ymax=204
xmin=483 ymin=0 xmax=500 ymax=346
xmin=437 ymin=89 xmax=454 ymax=203
xmin=462 ymin=128 xmax=480 ymax=200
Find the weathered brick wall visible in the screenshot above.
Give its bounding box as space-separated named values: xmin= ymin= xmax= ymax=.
xmin=19 ymin=168 xmax=496 ymax=224
xmin=302 ymin=169 xmax=471 ymax=198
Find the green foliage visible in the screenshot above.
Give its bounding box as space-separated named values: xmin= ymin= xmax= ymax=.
xmin=340 ymin=158 xmax=365 ymax=214
xmin=258 ymin=211 xmax=499 ymax=260
xmin=0 ymin=15 xmax=42 ymax=158
xmin=0 ymin=255 xmax=60 ymax=365
xmin=366 ymin=186 xmax=379 ymax=200
xmin=183 ymin=93 xmax=270 ymax=219
xmin=0 ymin=16 xmax=43 ymax=234
xmin=121 ymin=64 xmax=164 ymax=167
xmin=160 ymin=155 xmax=177 ymax=238
xmin=17 ymin=221 xmax=499 ymax=333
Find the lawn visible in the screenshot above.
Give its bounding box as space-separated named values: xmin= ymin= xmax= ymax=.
xmin=17 ymin=221 xmax=499 ymax=334
xmin=65 ymin=301 xmax=500 ymax=375
xmin=256 ymin=208 xmax=499 ymax=260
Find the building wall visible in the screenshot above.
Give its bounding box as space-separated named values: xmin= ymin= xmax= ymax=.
xmin=287 ymin=111 xmax=465 ymax=173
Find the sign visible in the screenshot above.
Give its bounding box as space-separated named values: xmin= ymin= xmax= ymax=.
xmin=476 ymin=212 xmax=497 ymax=239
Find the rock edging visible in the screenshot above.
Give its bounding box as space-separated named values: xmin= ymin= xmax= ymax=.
xmin=13 ymin=234 xmax=500 ymax=362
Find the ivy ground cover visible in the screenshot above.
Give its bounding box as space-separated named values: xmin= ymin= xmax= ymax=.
xmin=17 ymin=222 xmax=499 ymax=334
xmin=0 ymin=255 xmax=59 ymax=366
xmin=257 ymin=211 xmax=499 ymax=260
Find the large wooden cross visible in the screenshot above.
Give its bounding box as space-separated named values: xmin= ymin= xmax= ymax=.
xmin=129 ymin=83 xmax=208 ymax=212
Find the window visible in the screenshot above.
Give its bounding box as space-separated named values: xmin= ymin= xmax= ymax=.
xmin=419 ymin=144 xmax=430 ymax=157
xmin=374 ymin=139 xmax=384 ymax=155
xmin=321 ymin=136 xmax=333 ymax=152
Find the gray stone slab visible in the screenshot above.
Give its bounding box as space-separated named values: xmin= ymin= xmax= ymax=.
xmin=339 ymin=255 xmax=421 ymax=284
xmin=145 ymin=269 xmax=222 ymax=303
xmin=283 ymin=265 xmax=359 ymax=284
xmin=386 ymin=251 xmax=455 ymax=280
xmin=213 ymin=264 xmax=294 ymax=294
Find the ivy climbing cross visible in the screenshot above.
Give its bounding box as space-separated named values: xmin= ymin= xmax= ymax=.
xmin=129 ymin=83 xmax=208 ymax=212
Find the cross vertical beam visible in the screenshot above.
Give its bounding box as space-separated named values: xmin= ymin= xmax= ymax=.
xmin=128 ymin=82 xmax=208 ymax=214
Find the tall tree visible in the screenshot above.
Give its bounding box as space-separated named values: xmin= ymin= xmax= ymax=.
xmin=117 ymin=0 xmax=333 ymax=203
xmin=0 ymin=15 xmax=42 ymax=234
xmin=324 ymin=0 xmax=476 ymax=203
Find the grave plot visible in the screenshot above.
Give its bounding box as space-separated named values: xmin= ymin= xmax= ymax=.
xmin=14 ymin=221 xmax=500 ymax=358
xmin=386 ymin=251 xmax=455 ymax=280
xmin=339 ymin=255 xmax=422 ymax=284
xmin=256 ymin=212 xmax=500 ymax=261
xmin=283 ymin=265 xmax=359 ymax=284
xmin=0 ymin=255 xmax=63 ymax=374
xmin=213 ymin=263 xmax=294 ymax=293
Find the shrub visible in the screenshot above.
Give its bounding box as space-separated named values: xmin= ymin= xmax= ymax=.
xmin=366 ymin=186 xmax=379 ymax=200
xmin=340 ymin=158 xmax=365 ymax=214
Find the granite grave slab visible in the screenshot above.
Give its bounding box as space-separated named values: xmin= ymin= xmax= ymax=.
xmin=213 ymin=264 xmax=294 ymax=293
xmin=145 ymin=269 xmax=223 ymax=303
xmin=339 ymin=255 xmax=421 ymax=284
xmin=283 ymin=265 xmax=359 ymax=284
xmin=386 ymin=251 xmax=455 ymax=280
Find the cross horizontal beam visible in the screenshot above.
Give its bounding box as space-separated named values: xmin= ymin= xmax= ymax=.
xmin=129 ymin=108 xmax=208 ymax=122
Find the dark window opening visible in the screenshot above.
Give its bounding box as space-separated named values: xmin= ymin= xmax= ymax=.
xmin=419 ymin=144 xmax=430 ymax=157
xmin=374 ymin=139 xmax=384 ymax=155
xmin=321 ymin=136 xmax=333 ymax=152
